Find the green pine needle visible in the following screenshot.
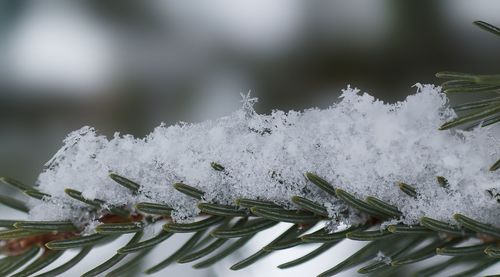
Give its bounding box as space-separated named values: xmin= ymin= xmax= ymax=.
xmin=0 ymin=177 xmax=33 ymax=192
xmin=437 ymin=243 xmax=492 ymax=256
xmin=82 ymin=232 xmax=143 ymax=277
xmin=474 ymin=21 xmax=500 ymax=37
xmin=420 ymin=217 xmax=467 ymax=236
xmin=346 ymin=229 xmax=394 ymax=241
xmin=305 ymin=173 xmax=336 ymax=196
xmin=95 ymin=222 xmax=144 ymax=234
xmin=46 ymin=234 xmax=112 ymax=250
xmin=0 ymin=195 xmax=29 ymax=213
xmin=0 ymin=247 xmax=40 ymax=276
xmin=118 ymin=230 xmax=173 ymax=254
xmin=197 ymin=202 xmax=248 ymax=217
xmin=453 ymin=214 xmax=500 ymax=239
xmin=164 ymin=216 xmax=224 ymax=233
xmin=235 ymin=198 xmax=281 ymax=209
xmin=135 ymin=202 xmax=172 ymax=215
xmin=335 ymin=189 xmax=391 ymax=219
xmin=211 ymin=218 xmax=278 ymax=238
xmin=386 ymin=225 xmax=434 ymax=235
xmin=14 ymin=221 xmax=78 ymax=232
xmin=398 ymin=182 xmax=417 ymax=198
xmin=145 ymin=231 xmax=204 ymax=274
xmin=250 ymin=207 xmax=320 ymax=224
xmin=172 ymin=183 xmax=204 ymax=200
xmin=291 ymin=196 xmax=329 ymax=217
xmin=11 ymin=250 xmax=65 ymax=277
xmin=109 ymin=173 xmax=141 ymax=193
xmin=35 ymin=247 xmax=92 ymax=277
xmin=278 ymin=242 xmax=337 ymax=269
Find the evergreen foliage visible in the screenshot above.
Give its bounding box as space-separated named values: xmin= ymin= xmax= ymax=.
xmin=0 ymin=21 xmax=499 ymax=276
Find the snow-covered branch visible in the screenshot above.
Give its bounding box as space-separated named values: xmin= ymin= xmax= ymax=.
xmin=31 ymin=84 xmax=500 ymax=230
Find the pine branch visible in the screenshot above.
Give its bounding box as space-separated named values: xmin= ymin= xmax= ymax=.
xmin=0 ymin=169 xmax=499 ymax=276
xmin=435 ymin=21 xmax=500 ymax=172
xmin=0 ymin=20 xmax=499 ymax=277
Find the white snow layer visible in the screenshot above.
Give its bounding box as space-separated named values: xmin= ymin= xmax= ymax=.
xmin=30 ymin=84 xmax=500 ymax=229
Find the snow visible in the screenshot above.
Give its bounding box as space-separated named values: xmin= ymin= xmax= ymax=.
xmin=375 ymin=251 xmax=391 ymax=265
xmin=29 ymin=84 xmax=500 ymax=231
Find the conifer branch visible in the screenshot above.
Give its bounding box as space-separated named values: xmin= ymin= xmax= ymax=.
xmin=0 ymin=20 xmax=499 ymax=277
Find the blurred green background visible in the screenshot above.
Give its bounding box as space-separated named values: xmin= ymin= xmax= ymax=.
xmin=0 ymin=1 xmax=499 ymax=276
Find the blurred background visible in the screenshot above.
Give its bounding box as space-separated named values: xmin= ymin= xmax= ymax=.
xmin=1 ymin=0 xmax=500 ymax=276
